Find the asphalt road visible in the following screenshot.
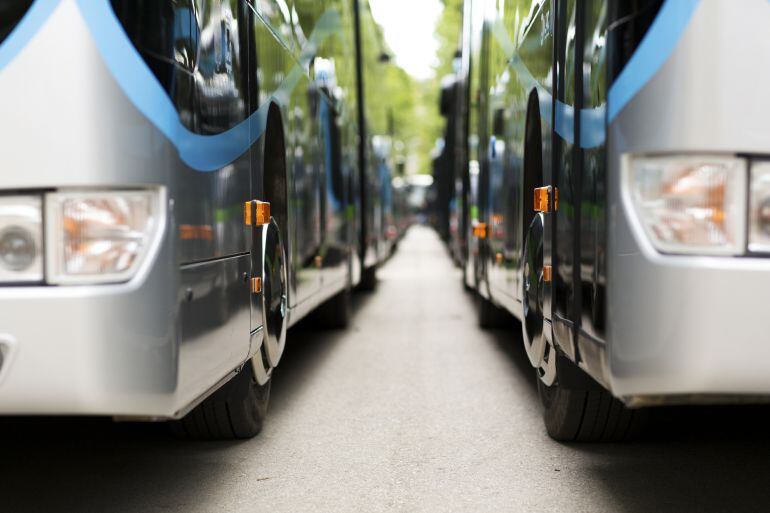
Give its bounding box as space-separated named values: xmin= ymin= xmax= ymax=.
xmin=2 ymin=226 xmax=770 ymax=512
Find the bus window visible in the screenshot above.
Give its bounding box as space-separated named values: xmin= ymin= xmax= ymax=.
xmin=252 ymin=0 xmax=296 ymax=52
xmin=0 ymin=1 xmax=33 ymax=44
xmin=111 ymin=0 xmax=199 ymax=130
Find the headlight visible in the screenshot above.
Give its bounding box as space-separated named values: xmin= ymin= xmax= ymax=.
xmin=749 ymin=162 xmax=770 ymax=253
xmin=0 ymin=196 xmax=43 ymax=283
xmin=624 ymin=155 xmax=747 ymax=255
xmin=45 ymin=189 xmax=164 ymax=284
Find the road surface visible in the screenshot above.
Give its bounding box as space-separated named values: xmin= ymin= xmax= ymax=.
xmin=1 ymin=226 xmax=770 ymax=512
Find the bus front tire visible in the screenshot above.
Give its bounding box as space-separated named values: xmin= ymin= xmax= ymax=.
xmin=312 ymin=286 xmax=352 ymax=329
xmin=359 ymin=265 xmax=377 ymax=291
xmin=172 ymin=365 xmax=270 ymax=440
xmin=537 ymin=356 xmax=646 ymax=442
xmin=478 ymin=295 xmax=510 ymax=329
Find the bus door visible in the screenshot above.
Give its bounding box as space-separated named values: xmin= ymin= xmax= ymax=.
xmin=319 ymin=91 xmax=350 ymax=289
xmin=552 ymin=0 xmax=580 ymax=359
xmin=291 ymin=81 xmax=324 ymax=305
xmin=577 ymin=1 xmax=608 ymax=356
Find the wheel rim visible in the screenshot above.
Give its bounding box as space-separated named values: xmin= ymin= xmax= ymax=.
xmin=522 ymin=213 xmax=545 ymax=368
xmin=251 ymin=218 xmax=287 ymax=383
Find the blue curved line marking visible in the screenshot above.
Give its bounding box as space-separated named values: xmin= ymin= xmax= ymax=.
xmin=607 ymin=0 xmax=700 ymax=122
xmin=77 ymin=0 xmax=341 ymax=172
xmin=76 ymin=0 xmax=253 ymax=172
xmin=0 ymin=0 xmax=342 ymax=172
xmin=0 ymin=0 xmax=61 ymax=71
xmin=501 ymin=23 xmax=605 ymax=148
xmin=493 ymin=0 xmax=701 ymax=148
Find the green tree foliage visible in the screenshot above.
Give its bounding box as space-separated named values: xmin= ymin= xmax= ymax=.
xmin=414 ymin=0 xmax=464 ymax=174
xmin=355 ymin=0 xmax=467 ymax=175
xmin=434 ymin=0 xmax=464 ymax=79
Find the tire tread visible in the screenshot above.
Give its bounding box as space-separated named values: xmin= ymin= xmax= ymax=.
xmin=171 ymin=366 xmax=270 ymax=440
xmin=540 ymin=360 xmax=647 ymax=443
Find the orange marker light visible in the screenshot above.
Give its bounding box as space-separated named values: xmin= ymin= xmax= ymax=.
xmin=543 ymin=265 xmax=552 ymax=283
xmin=250 ymin=277 xmax=262 ymax=294
xmin=256 ymin=201 xmax=271 ymax=225
xmin=473 ymin=222 xmax=487 ymax=239
xmin=244 ymin=200 xmax=271 ymax=226
xmin=534 ymin=187 xmax=550 ymax=213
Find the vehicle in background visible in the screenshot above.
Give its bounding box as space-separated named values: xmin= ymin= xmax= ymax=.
xmin=0 ymin=0 xmax=396 ymax=439
xmin=451 ymin=0 xmax=770 ymax=441
xmin=391 ymin=177 xmax=409 ymax=244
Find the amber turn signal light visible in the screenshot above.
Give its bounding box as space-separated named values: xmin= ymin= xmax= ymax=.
xmin=534 ymin=187 xmax=549 ymax=213
xmin=473 ymin=222 xmax=487 ymax=239
xmin=244 ymin=200 xmax=271 ymax=226
xmin=534 ymin=187 xmax=558 ymax=213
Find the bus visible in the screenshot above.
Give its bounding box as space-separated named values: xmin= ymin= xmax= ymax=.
xmin=0 ymin=0 xmax=395 ymax=439
xmin=453 ymin=0 xmax=770 ymax=441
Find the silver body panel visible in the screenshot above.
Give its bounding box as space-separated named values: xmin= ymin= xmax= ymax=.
xmin=0 ymin=2 xmax=251 ymax=416
xmin=607 ymin=0 xmax=770 ymax=400
xmin=0 ymin=1 xmax=359 ymax=416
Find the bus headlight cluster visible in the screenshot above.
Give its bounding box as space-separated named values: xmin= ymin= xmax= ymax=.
xmin=749 ymin=162 xmax=770 ymax=253
xmin=0 ymin=196 xmax=43 ymax=283
xmin=624 ymin=156 xmax=747 ymax=255
xmin=0 ymin=189 xmax=163 ymax=285
xmin=46 ymin=190 xmax=163 ymax=285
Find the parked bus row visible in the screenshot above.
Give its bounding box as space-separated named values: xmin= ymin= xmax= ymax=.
xmin=0 ymin=0 xmax=407 ymax=439
xmin=436 ymin=0 xmax=770 ymax=441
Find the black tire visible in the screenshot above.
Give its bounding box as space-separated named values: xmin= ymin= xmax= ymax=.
xmin=537 ymin=356 xmax=647 ymax=442
xmin=359 ymin=265 xmax=377 ymax=291
xmin=172 ymin=364 xmax=270 ymax=440
xmin=312 ymin=286 xmax=352 ymax=329
xmin=478 ymin=295 xmax=511 ymax=329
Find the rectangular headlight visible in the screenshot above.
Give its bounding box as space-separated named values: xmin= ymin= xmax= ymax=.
xmin=624 ymin=155 xmax=747 ymax=255
xmin=45 ymin=189 xmax=164 ymax=285
xmin=749 ymin=162 xmax=770 ymax=253
xmin=0 ymin=196 xmax=43 ymax=283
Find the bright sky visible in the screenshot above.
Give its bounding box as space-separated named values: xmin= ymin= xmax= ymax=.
xmin=369 ymin=0 xmax=443 ymax=81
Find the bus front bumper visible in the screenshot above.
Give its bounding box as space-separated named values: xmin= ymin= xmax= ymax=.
xmin=608 ymin=231 xmax=770 ymax=405
xmin=0 ymin=253 xmax=180 ymax=418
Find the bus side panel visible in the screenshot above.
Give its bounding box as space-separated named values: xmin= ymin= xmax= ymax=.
xmin=483 ymin=0 xmax=554 ymax=316
xmin=552 ymin=0 xmax=579 ymax=360
xmin=576 ymin=0 xmax=609 ymax=377
xmin=484 ymin=1 xmax=509 ymax=307
xmin=307 ymin=0 xmax=361 ymax=291
xmin=466 ymin=0 xmax=490 ymax=298
xmin=175 ymin=0 xmax=254 ymax=405
xmin=359 ymin=4 xmax=382 ymax=270
xmin=113 ymin=0 xmax=256 ymax=408
xmin=253 ymin=4 xmax=323 ymax=309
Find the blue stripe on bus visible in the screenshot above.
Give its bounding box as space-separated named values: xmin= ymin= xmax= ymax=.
xmin=0 ymin=0 xmax=702 ymax=159
xmin=0 ymin=0 xmax=341 ymax=172
xmin=78 ymin=1 xmax=342 ymax=172
xmin=607 ymin=0 xmax=700 ymax=122
xmin=495 ymin=0 xmax=701 ymax=148
xmin=0 ymin=0 xmax=60 ymax=72
xmin=76 ymin=0 xmax=255 ymax=172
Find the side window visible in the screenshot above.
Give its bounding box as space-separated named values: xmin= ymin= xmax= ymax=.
xmin=195 ymin=0 xmax=248 ymax=133
xmin=111 ymin=0 xmax=198 ymax=73
xmin=197 ymin=0 xmax=223 ymax=78
xmin=0 ymin=1 xmax=33 ymax=44
xmin=252 ymin=0 xmax=296 ymax=52
xmin=322 ymin=100 xmax=345 ymax=205
xmin=111 ymin=0 xmax=199 ymax=130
